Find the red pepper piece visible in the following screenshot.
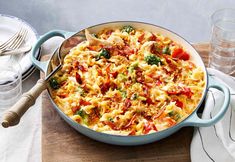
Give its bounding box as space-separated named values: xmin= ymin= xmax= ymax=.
xmin=103 ymin=121 xmax=119 ymax=130
xmin=149 ymin=33 xmax=157 ymax=41
xmin=80 ymin=99 xmax=91 ymax=106
xmin=100 ymin=82 xmax=110 ymax=94
xmin=78 ymin=64 xmax=87 ymax=72
xmin=145 ymin=97 xmax=154 ymax=105
xmin=143 ymin=122 xmax=157 ymax=134
xmin=72 ymin=106 xmax=79 ymax=113
xmin=75 ymin=72 xmax=82 ymax=84
xmin=110 ymin=71 xmax=118 ymax=78
xmin=123 ymin=114 xmax=136 ymax=129
xmin=173 ymin=99 xmax=183 ymax=108
xmin=138 ymin=33 xmax=145 ymax=43
xmin=58 ymin=93 xmax=68 ymax=98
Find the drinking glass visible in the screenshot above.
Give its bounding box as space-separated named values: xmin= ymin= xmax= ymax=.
xmin=0 ymin=56 xmax=22 ymax=117
xmin=209 ymin=8 xmax=235 ymax=75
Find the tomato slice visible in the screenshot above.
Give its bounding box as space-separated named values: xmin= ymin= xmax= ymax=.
xmin=181 ymin=52 xmax=190 ymax=60
xmin=172 ymin=48 xmax=190 ymax=60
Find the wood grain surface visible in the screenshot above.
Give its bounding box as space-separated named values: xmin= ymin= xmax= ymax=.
xmin=41 ymin=43 xmax=210 ymax=162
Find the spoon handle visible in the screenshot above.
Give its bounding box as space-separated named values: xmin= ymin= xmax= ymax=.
xmin=1 ymin=79 xmax=47 ymax=128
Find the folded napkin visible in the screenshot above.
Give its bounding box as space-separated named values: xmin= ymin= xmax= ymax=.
xmin=191 ymin=68 xmax=235 ymax=162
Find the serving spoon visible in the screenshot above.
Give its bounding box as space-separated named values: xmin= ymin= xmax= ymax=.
xmin=1 ymin=45 xmax=66 ymax=128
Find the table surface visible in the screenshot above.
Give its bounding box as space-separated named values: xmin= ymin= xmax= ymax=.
xmin=1 ymin=1 xmax=235 ymax=161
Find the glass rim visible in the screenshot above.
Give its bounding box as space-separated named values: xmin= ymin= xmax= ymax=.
xmin=0 ymin=81 xmax=22 ymax=94
xmin=0 ymin=71 xmax=22 ymax=88
xmin=0 ymin=56 xmax=22 ymax=87
xmin=211 ymin=8 xmax=235 ymax=32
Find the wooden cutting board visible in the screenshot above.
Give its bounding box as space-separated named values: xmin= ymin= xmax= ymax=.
xmin=41 ymin=43 xmax=210 ymax=162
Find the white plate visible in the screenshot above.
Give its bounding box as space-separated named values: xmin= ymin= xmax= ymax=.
xmin=0 ymin=14 xmax=40 ymax=80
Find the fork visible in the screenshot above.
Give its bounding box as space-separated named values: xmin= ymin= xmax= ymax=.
xmin=0 ymin=28 xmax=24 ymax=50
xmin=0 ymin=28 xmax=28 ymax=55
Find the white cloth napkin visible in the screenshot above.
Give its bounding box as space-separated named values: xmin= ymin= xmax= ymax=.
xmin=191 ymin=68 xmax=235 ymax=162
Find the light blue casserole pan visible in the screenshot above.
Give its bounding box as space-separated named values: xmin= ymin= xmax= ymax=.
xmin=31 ymin=21 xmax=230 ymax=146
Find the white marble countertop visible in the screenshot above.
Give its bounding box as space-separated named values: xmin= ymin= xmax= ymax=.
xmin=1 ymin=0 xmax=235 ymax=161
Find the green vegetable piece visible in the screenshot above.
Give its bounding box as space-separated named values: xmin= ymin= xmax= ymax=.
xmin=121 ymin=25 xmax=135 ymax=34
xmin=121 ymin=91 xmax=127 ymax=98
xmin=77 ymin=87 xmax=85 ymax=96
xmin=100 ymin=48 xmax=110 ymax=59
xmin=49 ymin=78 xmax=60 ymax=89
xmin=162 ymin=46 xmax=171 ymax=54
xmin=131 ymin=93 xmax=138 ymax=100
xmin=168 ymin=111 xmax=175 ymax=117
xmin=96 ymin=48 xmax=110 ymax=60
xmin=118 ymin=89 xmax=127 ymax=98
xmin=117 ymin=73 xmax=128 ymax=82
xmin=128 ymin=62 xmax=139 ymax=73
xmin=174 ymin=113 xmax=181 ymax=121
xmin=144 ymin=54 xmax=162 ymax=65
xmin=108 ymin=117 xmax=114 ymax=122
xmin=75 ymin=109 xmax=85 ymax=118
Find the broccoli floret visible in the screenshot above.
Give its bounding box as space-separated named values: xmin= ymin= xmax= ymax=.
xmin=49 ymin=78 xmax=60 ymax=89
xmin=75 ymin=109 xmax=85 ymax=118
xmin=144 ymin=54 xmax=162 ymax=65
xmin=121 ymin=25 xmax=135 ymax=34
xmin=96 ymin=48 xmax=110 ymax=60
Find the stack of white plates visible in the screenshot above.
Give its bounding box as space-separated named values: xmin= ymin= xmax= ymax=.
xmin=0 ymin=14 xmax=41 ymax=81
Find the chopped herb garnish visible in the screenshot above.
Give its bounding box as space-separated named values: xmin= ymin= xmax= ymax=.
xmin=121 ymin=25 xmax=135 ymax=34
xmin=145 ymin=54 xmax=162 ymax=65
xmin=49 ymin=78 xmax=60 ymax=89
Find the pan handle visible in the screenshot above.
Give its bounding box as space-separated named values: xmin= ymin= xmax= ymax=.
xmin=1 ymin=79 xmax=47 ymax=128
xmin=181 ymin=76 xmax=230 ymax=127
xmin=31 ymin=30 xmax=75 ymax=73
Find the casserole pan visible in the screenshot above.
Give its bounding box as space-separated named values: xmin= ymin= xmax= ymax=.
xmin=3 ymin=21 xmax=231 ymax=145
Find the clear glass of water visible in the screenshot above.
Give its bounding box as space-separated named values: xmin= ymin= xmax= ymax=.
xmin=0 ymin=56 xmax=22 ymax=117
xmin=209 ymin=8 xmax=235 ymax=75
